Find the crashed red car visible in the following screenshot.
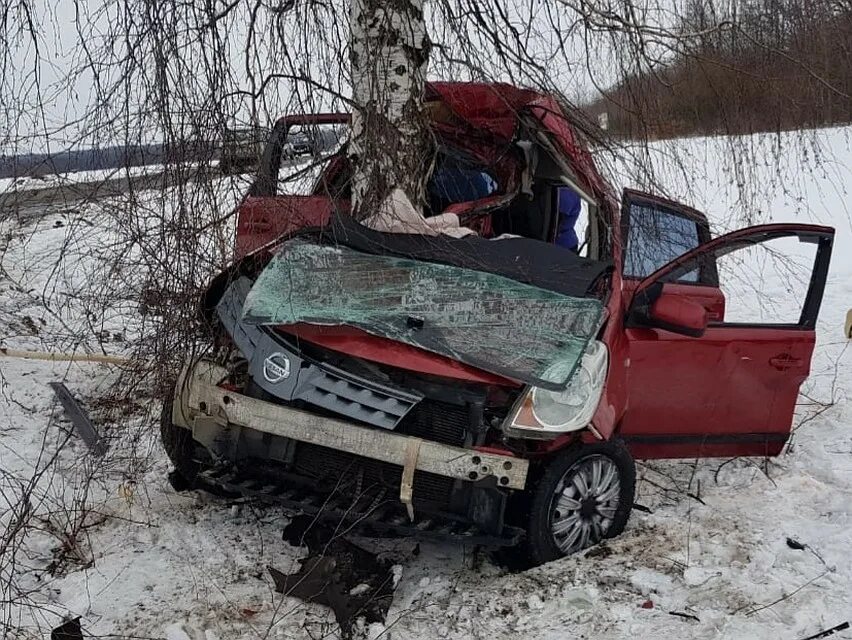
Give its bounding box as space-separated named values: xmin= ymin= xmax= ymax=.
xmin=163 ymin=82 xmax=834 ymax=564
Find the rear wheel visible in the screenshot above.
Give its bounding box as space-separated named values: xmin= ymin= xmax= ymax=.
xmin=525 ymin=439 xmax=635 ymax=565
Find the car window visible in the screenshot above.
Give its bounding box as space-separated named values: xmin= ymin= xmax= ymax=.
xmin=624 ymin=203 xmax=702 ymax=282
xmin=277 ymin=123 xmax=347 ymax=195
xmin=245 ymin=239 xmax=605 ymax=389
xmin=661 ymin=235 xmax=818 ymax=325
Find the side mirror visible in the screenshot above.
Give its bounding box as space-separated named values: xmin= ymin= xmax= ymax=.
xmin=628 ymin=282 xmax=709 ymax=337
xmin=647 ymin=294 xmax=708 ymax=337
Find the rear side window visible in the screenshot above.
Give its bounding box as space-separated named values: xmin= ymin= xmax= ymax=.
xmin=624 ymin=203 xmax=704 ymax=282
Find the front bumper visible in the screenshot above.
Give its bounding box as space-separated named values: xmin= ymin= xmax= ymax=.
xmin=173 ymin=360 xmax=530 ymax=493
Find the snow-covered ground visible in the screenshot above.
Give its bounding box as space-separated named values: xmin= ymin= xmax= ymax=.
xmin=1 ymin=127 xmax=851 ymax=640
xmin=0 ymin=164 xmax=165 ymax=193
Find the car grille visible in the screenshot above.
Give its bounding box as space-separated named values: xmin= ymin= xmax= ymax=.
xmin=396 ymin=400 xmax=470 ymax=447
xmin=217 ymin=277 xmax=422 ymax=430
xmin=292 ymin=442 xmax=457 ymax=507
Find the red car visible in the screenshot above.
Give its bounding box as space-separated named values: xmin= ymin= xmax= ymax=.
xmin=163 ymin=82 xmax=834 ymax=564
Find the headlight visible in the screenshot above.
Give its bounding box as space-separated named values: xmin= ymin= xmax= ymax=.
xmin=503 ymin=340 xmax=607 ymax=439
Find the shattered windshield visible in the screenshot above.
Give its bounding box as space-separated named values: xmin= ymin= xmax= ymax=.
xmin=241 ymin=240 xmax=604 ymax=389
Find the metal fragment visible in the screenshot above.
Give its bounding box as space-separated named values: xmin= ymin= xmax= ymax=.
xmin=49 ymin=382 xmax=107 ymax=456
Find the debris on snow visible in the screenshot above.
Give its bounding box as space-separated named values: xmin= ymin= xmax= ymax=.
xmin=668 ymin=610 xmax=700 ymax=622
xmin=797 ymin=621 xmax=851 ymax=640
xmin=269 ymin=520 xmax=397 ymax=638
xmin=51 ymin=618 xmax=83 ymax=640
xmin=787 ymin=537 xmax=807 ymax=551
xmin=49 ymin=381 xmax=106 ymax=456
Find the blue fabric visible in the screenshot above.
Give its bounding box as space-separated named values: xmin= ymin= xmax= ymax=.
xmin=429 ymin=167 xmax=497 ymax=204
xmin=556 ymin=187 xmax=581 ymax=250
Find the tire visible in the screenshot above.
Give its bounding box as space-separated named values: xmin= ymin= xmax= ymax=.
xmin=160 ymin=389 xmax=203 ymax=487
xmin=161 ymin=379 xmax=292 ymax=493
xmin=525 ymin=439 xmax=635 ymax=565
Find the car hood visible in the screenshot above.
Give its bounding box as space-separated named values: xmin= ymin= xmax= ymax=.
xmin=241 ymin=236 xmax=606 ymax=390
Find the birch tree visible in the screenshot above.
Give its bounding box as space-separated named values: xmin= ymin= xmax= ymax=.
xmin=349 ymin=0 xmax=432 ymax=215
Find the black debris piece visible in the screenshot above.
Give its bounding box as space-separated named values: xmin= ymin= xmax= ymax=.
xmin=49 ymin=382 xmax=106 ymax=456
xmin=797 ymin=621 xmax=850 ymax=640
xmin=786 ymin=537 xmax=807 ymax=550
xmin=668 ymin=611 xmax=700 ymax=622
xmin=270 ymin=520 xmax=396 ymax=639
xmin=51 ymin=617 xmax=83 ymax=640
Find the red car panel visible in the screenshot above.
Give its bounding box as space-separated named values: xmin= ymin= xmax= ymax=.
xmin=278 ymin=324 xmax=521 ymax=387
xmin=622 ymin=325 xmax=815 ymax=457
xmin=235 ymin=195 xmax=346 ymax=259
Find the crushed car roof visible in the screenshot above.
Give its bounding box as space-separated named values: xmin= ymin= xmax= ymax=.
xmin=425 ymin=82 xmax=613 ymax=205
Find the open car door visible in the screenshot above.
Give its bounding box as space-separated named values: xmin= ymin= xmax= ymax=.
xmin=620 ymin=223 xmax=834 ymax=459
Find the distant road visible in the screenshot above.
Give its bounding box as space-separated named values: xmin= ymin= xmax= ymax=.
xmin=0 ymin=156 xmax=311 ymax=221
xmin=0 ymin=166 xmax=218 ymax=221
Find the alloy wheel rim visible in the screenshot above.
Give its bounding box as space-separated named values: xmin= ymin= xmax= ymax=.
xmin=550 ymin=454 xmax=620 ymax=554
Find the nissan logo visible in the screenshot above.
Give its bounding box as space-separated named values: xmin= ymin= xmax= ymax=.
xmin=263 ymin=352 xmax=291 ymax=384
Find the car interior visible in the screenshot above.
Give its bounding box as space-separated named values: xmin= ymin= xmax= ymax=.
xmin=264 ymin=118 xmax=610 ymax=264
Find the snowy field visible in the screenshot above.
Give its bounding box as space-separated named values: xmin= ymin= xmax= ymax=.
xmin=0 ymin=164 xmax=163 ymax=193
xmin=1 ymin=127 xmax=851 ymax=639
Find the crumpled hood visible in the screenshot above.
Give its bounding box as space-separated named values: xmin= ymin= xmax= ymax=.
xmin=241 ymin=239 xmax=605 ymax=390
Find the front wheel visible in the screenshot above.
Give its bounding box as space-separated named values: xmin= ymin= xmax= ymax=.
xmin=525 ymin=439 xmax=635 ymax=565
xmin=160 ymin=390 xmax=202 ymax=486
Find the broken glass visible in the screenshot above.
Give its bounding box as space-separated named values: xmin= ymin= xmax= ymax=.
xmin=242 ymin=240 xmax=604 ymax=389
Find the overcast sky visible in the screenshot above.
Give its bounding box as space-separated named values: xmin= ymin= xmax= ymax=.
xmin=2 ymin=0 xmax=689 ymax=154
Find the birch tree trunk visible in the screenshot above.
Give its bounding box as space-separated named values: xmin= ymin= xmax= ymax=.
xmin=349 ymin=0 xmax=432 ymax=218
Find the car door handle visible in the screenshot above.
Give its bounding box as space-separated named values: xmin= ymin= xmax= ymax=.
xmin=769 ymin=354 xmax=803 ymax=370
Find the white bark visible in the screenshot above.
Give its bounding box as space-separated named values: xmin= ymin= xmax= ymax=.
xmin=349 ymin=0 xmax=431 ymax=217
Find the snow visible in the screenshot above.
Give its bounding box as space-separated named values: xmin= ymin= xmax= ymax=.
xmin=2 ymin=126 xmax=852 ymax=639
